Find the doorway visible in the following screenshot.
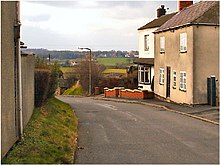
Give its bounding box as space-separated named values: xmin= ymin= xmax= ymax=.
xmin=166 ymin=67 xmax=171 ymax=98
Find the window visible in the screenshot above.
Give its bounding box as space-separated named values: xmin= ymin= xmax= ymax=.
xmin=160 ymin=36 xmax=165 ymax=52
xmin=159 ymin=68 xmax=164 ymax=84
xmin=144 ymin=35 xmax=149 ymax=51
xmin=180 ymin=71 xmax=186 ymax=91
xmin=180 ymin=32 xmax=187 ymax=52
xmin=173 ymin=70 xmax=177 ymax=89
xmin=138 ymin=65 xmax=150 ymax=84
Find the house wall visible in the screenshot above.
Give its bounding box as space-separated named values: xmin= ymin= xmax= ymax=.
xmin=138 ymin=27 xmax=157 ymax=58
xmin=193 ymin=25 xmax=219 ymax=104
xmin=21 ymin=55 xmax=35 ymax=128
xmin=154 ymin=26 xmax=194 ymax=104
xmin=1 ymin=1 xmax=19 ymax=158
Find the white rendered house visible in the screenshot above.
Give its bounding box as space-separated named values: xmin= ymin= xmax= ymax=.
xmin=135 ymin=5 xmax=176 ymax=91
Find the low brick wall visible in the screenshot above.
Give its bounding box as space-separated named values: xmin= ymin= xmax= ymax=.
xmin=120 ymin=89 xmax=154 ymax=99
xmin=104 ymin=87 xmax=124 ymax=98
xmin=104 ymin=87 xmax=154 ymax=99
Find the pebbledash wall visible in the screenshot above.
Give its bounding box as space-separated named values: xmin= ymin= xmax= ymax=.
xmin=1 ymin=1 xmax=35 ymax=158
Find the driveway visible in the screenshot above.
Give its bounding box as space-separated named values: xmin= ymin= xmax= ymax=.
xmin=58 ymin=96 xmax=219 ymax=164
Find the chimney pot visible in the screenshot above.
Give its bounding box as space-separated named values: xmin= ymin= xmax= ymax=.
xmin=157 ymin=5 xmax=166 ymax=18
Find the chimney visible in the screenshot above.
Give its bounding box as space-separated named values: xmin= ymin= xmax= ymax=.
xmin=157 ymin=5 xmax=166 ymax=18
xmin=178 ymin=1 xmax=193 ymax=11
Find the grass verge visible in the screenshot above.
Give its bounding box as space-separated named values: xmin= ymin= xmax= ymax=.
xmin=63 ymin=84 xmax=83 ymax=96
xmin=2 ymin=97 xmax=78 ymax=164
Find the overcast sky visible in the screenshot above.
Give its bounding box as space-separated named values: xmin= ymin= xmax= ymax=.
xmin=21 ymin=1 xmax=179 ymax=51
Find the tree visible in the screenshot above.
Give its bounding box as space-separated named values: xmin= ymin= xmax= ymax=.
xmin=76 ymin=55 xmax=105 ymax=95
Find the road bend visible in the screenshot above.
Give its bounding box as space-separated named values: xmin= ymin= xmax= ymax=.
xmin=58 ymin=96 xmax=219 ymax=164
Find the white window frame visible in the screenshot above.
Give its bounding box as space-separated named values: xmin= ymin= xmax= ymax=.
xmin=180 ymin=32 xmax=187 ymax=52
xmin=173 ymin=70 xmax=177 ymax=89
xmin=159 ymin=68 xmax=164 ymax=85
xmin=180 ymin=71 xmax=186 ymax=91
xmin=160 ymin=36 xmax=165 ymax=53
xmin=138 ymin=65 xmax=150 ymax=84
xmin=144 ymin=35 xmax=149 ymax=51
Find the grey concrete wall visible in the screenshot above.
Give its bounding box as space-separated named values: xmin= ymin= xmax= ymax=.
xmin=1 ymin=1 xmax=19 ymax=158
xmin=1 ymin=1 xmax=35 ymax=158
xmin=21 ymin=55 xmax=35 ymax=128
xmin=193 ymin=25 xmax=219 ymax=104
xmin=154 ymin=26 xmax=194 ymax=104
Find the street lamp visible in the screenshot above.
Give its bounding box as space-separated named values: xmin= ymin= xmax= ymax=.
xmin=78 ymin=47 xmax=92 ymax=96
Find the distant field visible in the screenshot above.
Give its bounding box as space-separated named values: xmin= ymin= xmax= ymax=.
xmin=60 ymin=67 xmax=76 ymax=73
xmin=97 ymin=58 xmax=132 ymax=66
xmin=103 ymin=69 xmax=127 ymax=74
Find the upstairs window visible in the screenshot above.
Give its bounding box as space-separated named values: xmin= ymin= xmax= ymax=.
xmin=159 ymin=68 xmax=164 ymax=85
xmin=144 ymin=35 xmax=149 ymax=51
xmin=180 ymin=71 xmax=186 ymax=91
xmin=160 ymin=36 xmax=165 ymax=53
xmin=180 ymin=32 xmax=187 ymax=52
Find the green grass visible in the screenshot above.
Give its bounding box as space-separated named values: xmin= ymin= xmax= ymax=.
xmin=60 ymin=67 xmax=76 ymax=73
xmin=103 ymin=69 xmax=127 ymax=74
xmin=97 ymin=57 xmax=132 ymax=66
xmin=2 ymin=98 xmax=78 ymax=164
xmin=63 ymin=85 xmax=83 ymax=96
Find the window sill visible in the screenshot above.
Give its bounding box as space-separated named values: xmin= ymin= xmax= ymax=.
xmin=139 ymin=82 xmax=151 ymax=85
xmin=179 ymin=88 xmax=187 ymax=92
xmin=160 ymin=51 xmax=165 ymax=54
xmin=159 ymin=83 xmax=164 ymax=85
xmin=173 ymin=87 xmax=176 ymax=89
xmin=180 ymin=50 xmax=187 ymax=53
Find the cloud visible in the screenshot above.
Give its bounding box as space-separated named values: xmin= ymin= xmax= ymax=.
xmin=24 ymin=14 xmax=51 ymax=22
xmin=21 ymin=1 xmax=178 ymax=51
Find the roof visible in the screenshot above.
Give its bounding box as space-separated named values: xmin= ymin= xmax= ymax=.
xmin=155 ymin=1 xmax=219 ymax=33
xmin=133 ymin=58 xmax=154 ymax=65
xmin=138 ymin=12 xmax=177 ymax=30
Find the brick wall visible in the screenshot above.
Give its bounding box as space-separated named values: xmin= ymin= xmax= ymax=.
xmin=104 ymin=87 xmax=154 ymax=99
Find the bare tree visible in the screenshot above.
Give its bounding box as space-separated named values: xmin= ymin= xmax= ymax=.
xmin=76 ymin=55 xmax=105 ymax=94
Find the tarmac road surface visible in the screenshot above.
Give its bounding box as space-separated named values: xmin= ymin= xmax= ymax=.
xmin=58 ymin=96 xmax=219 ymax=164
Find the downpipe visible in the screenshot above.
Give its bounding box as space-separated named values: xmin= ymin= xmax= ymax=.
xmin=16 ymin=1 xmax=23 ymax=137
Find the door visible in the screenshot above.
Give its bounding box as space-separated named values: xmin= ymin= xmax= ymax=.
xmin=166 ymin=67 xmax=171 ymax=98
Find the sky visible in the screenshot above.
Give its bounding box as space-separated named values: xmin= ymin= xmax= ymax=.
xmin=20 ymin=0 xmax=180 ymax=51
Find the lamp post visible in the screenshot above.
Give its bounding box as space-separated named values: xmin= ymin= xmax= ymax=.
xmin=78 ymin=47 xmax=92 ymax=96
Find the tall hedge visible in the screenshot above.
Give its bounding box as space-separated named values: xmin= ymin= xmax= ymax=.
xmin=34 ymin=58 xmax=60 ymax=107
xmin=35 ymin=69 xmax=51 ymax=107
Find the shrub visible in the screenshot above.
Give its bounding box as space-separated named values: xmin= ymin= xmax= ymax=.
xmin=35 ymin=69 xmax=51 ymax=107
xmin=47 ymin=62 xmax=60 ymax=98
xmin=63 ymin=85 xmax=83 ymax=96
xmin=34 ymin=58 xmax=61 ymax=107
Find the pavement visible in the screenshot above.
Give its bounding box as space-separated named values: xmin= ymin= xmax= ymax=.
xmin=93 ymin=94 xmax=219 ymax=125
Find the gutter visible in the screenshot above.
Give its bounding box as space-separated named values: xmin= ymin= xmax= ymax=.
xmin=154 ymin=22 xmax=219 ymax=33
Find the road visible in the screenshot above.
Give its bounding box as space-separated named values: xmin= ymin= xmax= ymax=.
xmin=58 ymin=96 xmax=219 ymax=164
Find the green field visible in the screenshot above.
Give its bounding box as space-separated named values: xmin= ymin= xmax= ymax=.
xmin=103 ymin=69 xmax=127 ymax=74
xmin=60 ymin=67 xmax=76 ymax=73
xmin=97 ymin=58 xmax=132 ymax=66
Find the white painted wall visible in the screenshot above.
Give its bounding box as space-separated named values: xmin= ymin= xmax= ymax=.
xmin=138 ymin=27 xmax=158 ymax=59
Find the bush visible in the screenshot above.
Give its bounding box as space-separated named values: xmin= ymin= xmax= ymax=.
xmin=47 ymin=62 xmax=60 ymax=98
xmin=63 ymin=84 xmax=83 ymax=96
xmin=34 ymin=58 xmax=61 ymax=107
xmin=35 ymin=69 xmax=51 ymax=107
